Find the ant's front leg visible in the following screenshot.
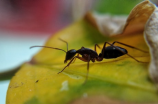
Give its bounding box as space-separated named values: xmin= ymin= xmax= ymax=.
xmin=58 ymin=55 xmax=89 ymax=74
xmin=58 ymin=54 xmax=91 ymax=83
xmin=58 ymin=56 xmax=77 ymax=74
xmin=72 ymin=53 xmax=79 ymax=64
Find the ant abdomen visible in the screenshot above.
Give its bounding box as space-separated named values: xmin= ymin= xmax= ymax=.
xmin=99 ymin=46 xmax=128 ymax=59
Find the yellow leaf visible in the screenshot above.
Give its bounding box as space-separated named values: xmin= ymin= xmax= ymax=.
xmin=6 ymin=1 xmax=158 ymax=104
xmin=6 ymin=20 xmax=158 ymax=104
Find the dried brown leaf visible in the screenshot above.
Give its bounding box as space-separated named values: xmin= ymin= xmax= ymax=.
xmin=122 ymin=0 xmax=156 ymax=35
xmin=85 ymin=0 xmax=155 ymax=36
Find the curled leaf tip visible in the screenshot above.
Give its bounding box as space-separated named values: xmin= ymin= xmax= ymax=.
xmin=85 ymin=0 xmax=156 ymax=37
xmin=144 ymin=5 xmax=158 ymax=88
xmin=121 ymin=0 xmax=156 ymax=36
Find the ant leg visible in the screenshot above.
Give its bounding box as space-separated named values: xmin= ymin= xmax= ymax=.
xmin=94 ymin=44 xmax=101 ymax=52
xmin=124 ymin=53 xmax=144 ymax=62
xmin=112 ymin=41 xmax=148 ymax=53
xmin=106 ymin=42 xmax=147 ymax=63
xmin=76 ymin=55 xmax=91 ymax=84
xmin=59 ymin=54 xmax=91 ymax=83
xmin=97 ymin=42 xmax=108 ymax=61
xmin=58 ymin=56 xmax=77 ymax=74
xmin=72 ymin=54 xmax=79 ymax=64
xmin=58 ymin=56 xmax=88 ymax=74
xmin=72 ymin=56 xmax=91 ymax=83
xmin=84 ymin=55 xmax=90 ymax=84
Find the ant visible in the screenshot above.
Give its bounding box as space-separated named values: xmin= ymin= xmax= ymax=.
xmin=30 ymin=39 xmax=148 ymax=83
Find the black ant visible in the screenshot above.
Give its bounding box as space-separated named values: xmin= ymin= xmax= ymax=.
xmin=30 ymin=39 xmax=148 ymax=83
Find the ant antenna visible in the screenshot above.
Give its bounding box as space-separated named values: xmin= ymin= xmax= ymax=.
xmin=30 ymin=46 xmax=66 ymax=53
xmin=58 ymin=38 xmax=68 ymax=52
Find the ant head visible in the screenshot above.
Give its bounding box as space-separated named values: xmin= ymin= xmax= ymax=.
xmin=64 ymin=49 xmax=76 ymax=63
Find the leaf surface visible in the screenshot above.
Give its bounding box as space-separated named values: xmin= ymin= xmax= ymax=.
xmin=6 ymin=1 xmax=158 ymax=104
xmin=6 ymin=20 xmax=158 ymax=104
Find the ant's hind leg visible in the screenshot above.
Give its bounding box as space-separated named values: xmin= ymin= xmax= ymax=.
xmin=112 ymin=41 xmax=148 ymax=53
xmin=106 ymin=42 xmax=148 ymax=63
xmin=124 ymin=53 xmax=148 ymax=63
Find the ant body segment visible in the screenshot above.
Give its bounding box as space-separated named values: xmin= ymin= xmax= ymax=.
xmin=30 ymin=39 xmax=148 ymax=83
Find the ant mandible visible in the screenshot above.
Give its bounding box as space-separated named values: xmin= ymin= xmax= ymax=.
xmin=30 ymin=38 xmax=148 ymax=83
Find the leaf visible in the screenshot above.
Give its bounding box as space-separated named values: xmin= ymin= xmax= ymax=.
xmin=85 ymin=0 xmax=155 ymax=36
xmin=6 ymin=1 xmax=158 ymax=104
xmin=122 ymin=0 xmax=156 ymax=35
xmin=144 ymin=6 xmax=158 ymax=88
xmin=6 ymin=20 xmax=157 ymax=104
